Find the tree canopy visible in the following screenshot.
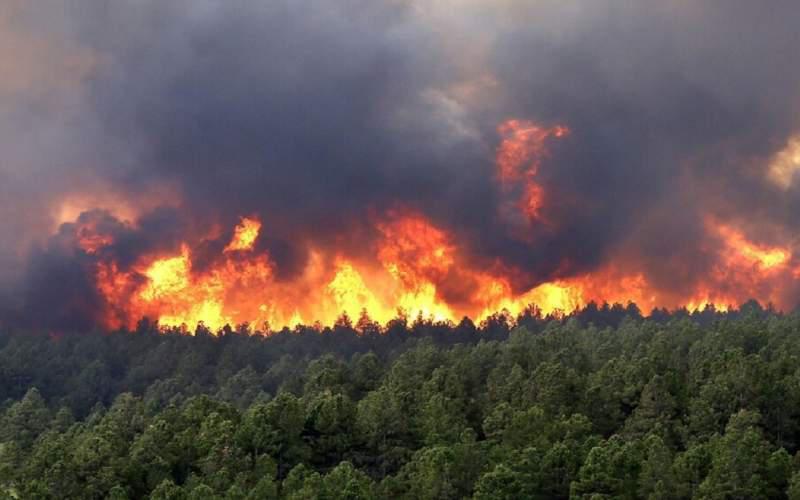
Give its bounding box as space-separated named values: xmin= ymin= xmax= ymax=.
xmin=1 ymin=302 xmax=800 ymax=498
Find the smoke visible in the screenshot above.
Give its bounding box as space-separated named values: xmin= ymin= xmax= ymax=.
xmin=2 ymin=0 xmax=800 ymax=328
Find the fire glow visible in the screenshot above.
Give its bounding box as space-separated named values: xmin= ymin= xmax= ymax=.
xmin=56 ymin=119 xmax=800 ymax=332
xmin=76 ymin=210 xmax=797 ymax=333
xmin=496 ymin=119 xmax=570 ymax=222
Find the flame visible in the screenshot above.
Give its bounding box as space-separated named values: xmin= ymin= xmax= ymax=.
xmin=715 ymin=223 xmax=789 ymax=270
xmin=76 ymin=227 xmax=114 ymax=255
xmin=136 ymin=246 xmax=231 ymax=329
xmin=68 ymin=212 xmax=118 ymax=255
xmin=496 ymin=119 xmax=569 ymax=221
xmin=140 ymin=248 xmax=191 ymax=300
xmin=660 ymin=220 xmax=793 ymax=310
xmin=78 ymin=211 xmax=798 ymax=332
xmin=45 ymin=119 xmax=800 ymax=333
xmin=496 ymin=119 xmax=569 ymax=182
xmin=377 ymin=214 xmax=455 ymax=284
xmin=327 ymin=262 xmax=385 ymax=320
xmin=224 ymin=217 xmax=261 ymax=252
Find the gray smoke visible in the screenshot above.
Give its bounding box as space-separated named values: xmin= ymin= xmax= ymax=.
xmin=2 ymin=0 xmax=800 ymax=328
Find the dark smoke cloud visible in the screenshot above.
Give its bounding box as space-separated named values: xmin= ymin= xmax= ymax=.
xmin=2 ymin=0 xmax=800 ymax=328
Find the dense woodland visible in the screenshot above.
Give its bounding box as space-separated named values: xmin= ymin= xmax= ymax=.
xmin=3 ymin=302 xmax=800 ymax=498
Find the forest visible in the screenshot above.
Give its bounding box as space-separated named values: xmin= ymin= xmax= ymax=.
xmin=2 ymin=302 xmax=800 ymax=499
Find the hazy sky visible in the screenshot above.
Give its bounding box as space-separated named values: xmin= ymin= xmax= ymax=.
xmin=2 ymin=1 xmax=800 ymax=326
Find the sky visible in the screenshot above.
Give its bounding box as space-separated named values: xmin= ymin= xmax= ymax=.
xmin=2 ymin=1 xmax=800 ymax=329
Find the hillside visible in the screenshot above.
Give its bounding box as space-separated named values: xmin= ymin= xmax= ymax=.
xmin=2 ymin=304 xmax=800 ymax=498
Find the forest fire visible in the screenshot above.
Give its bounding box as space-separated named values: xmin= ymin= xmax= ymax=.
xmin=496 ymin=119 xmax=570 ymax=222
xmin=20 ymin=114 xmax=796 ymax=333
xmin=2 ymin=1 xmax=800 ymax=335
xmin=58 ymin=204 xmax=798 ymax=333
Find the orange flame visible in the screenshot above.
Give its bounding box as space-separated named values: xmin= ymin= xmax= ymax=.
xmin=496 ymin=119 xmax=569 ymax=221
xmin=714 ymin=223 xmax=789 ymax=270
xmin=224 ymin=217 xmax=261 ymax=253
xmin=81 ymin=211 xmax=798 ymax=332
xmin=50 ymin=119 xmax=800 ymax=332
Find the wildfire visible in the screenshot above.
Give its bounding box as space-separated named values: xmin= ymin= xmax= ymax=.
xmin=496 ymin=119 xmax=569 ymax=183
xmin=714 ymin=223 xmax=789 ymax=270
xmin=76 ymin=228 xmax=114 ymax=255
xmin=140 ymin=248 xmax=192 ymax=301
xmin=495 ymin=119 xmax=569 ymax=222
xmin=327 ymin=262 xmax=385 ymax=321
xmin=224 ymin=217 xmax=262 ymax=252
xmin=83 ymin=212 xmax=555 ymax=330
xmin=73 ymin=209 xmax=799 ymax=332
xmin=42 ymin=119 xmax=800 ymax=333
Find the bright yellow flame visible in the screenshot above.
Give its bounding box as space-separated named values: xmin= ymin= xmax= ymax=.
xmin=140 ymin=247 xmax=191 ymax=300
xmin=159 ymin=300 xmax=229 ymax=331
xmin=516 ymin=281 xmax=582 ymax=314
xmin=224 ymin=217 xmax=262 ymax=252
xmin=136 ymin=246 xmax=234 ymax=329
xmin=288 ymin=310 xmax=304 ymax=327
xmin=716 ymin=224 xmax=789 ymax=269
xmin=397 ymin=282 xmax=454 ymax=322
xmin=327 ymin=262 xmax=386 ymax=320
xmin=742 ymin=246 xmax=789 ymax=269
xmin=91 ymin=206 xmax=800 ymax=334
xmin=685 ymin=300 xmax=731 ymax=313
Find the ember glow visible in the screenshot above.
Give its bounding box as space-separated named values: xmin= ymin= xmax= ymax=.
xmin=18 ymin=112 xmax=800 ymax=332
xmin=3 ymin=1 xmax=800 ymax=332
xmin=52 ymin=189 xmax=800 ymax=332
xmin=496 ymin=120 xmax=570 ymax=221
xmin=16 ymin=115 xmax=800 ymax=332
xmin=224 ymin=217 xmax=261 ymax=253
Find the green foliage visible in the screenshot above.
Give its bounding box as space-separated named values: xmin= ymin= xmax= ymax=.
xmin=696 ymin=410 xmax=783 ymax=499
xmin=2 ymin=308 xmax=800 ymax=497
xmin=1 ymin=388 xmax=50 ymax=449
xmin=150 ymin=479 xmax=186 ymax=500
xmin=637 ymin=434 xmax=676 ymax=500
xmin=570 ymin=435 xmax=643 ymax=499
